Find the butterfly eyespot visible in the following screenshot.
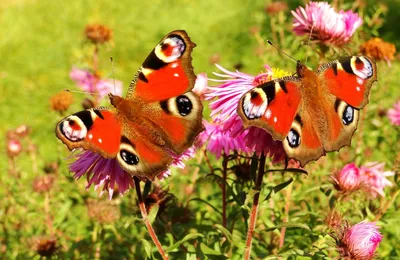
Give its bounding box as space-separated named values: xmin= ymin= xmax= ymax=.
xmin=59 ymin=117 xmax=87 ymax=142
xmin=120 ymin=150 xmax=139 ymax=165
xmin=176 ymin=95 xmax=192 ymax=116
xmin=287 ymin=129 xmax=301 ymax=148
xmin=342 ymin=105 xmax=354 ymax=125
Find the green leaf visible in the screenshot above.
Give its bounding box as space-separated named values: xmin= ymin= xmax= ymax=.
xmin=200 ymin=243 xmax=225 ymax=256
xmin=250 ymin=154 xmax=259 ymax=183
xmin=265 ymin=178 xmax=293 ymax=200
xmin=267 ymin=168 xmax=308 ymax=176
xmin=166 ymin=233 xmax=204 ymax=252
xmin=143 ymin=180 xmax=152 ymax=198
xmin=141 ymin=239 xmax=152 ymax=258
xmin=259 ymin=222 xmax=311 ymax=233
xmin=320 ymin=186 xmax=332 ymax=197
xmin=146 ymin=204 xmax=159 ymax=225
xmin=188 ymin=198 xmax=222 ymax=215
xmin=213 ymin=224 xmax=243 ymax=248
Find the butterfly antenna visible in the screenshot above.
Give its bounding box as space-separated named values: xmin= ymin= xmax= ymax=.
xmin=267 ymin=40 xmax=299 ymax=64
xmin=305 ymin=22 xmax=315 ymax=65
xmin=110 ymin=56 xmax=116 ymax=95
xmin=62 ymin=89 xmax=100 ymax=96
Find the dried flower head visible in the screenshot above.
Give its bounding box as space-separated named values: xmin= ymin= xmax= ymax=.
xmin=331 ymin=163 xmax=361 ymax=193
xmin=265 ymin=1 xmax=288 ymax=15
xmin=87 ymin=199 xmax=120 ymax=224
xmin=84 ymin=24 xmax=113 ymax=44
xmin=336 ymin=221 xmax=383 ymax=260
xmin=36 ymin=238 xmax=57 ymax=257
xmin=81 ymin=97 xmax=95 ymax=109
xmin=325 ymin=210 xmax=343 ymax=229
xmin=50 ymin=91 xmax=74 ymax=114
xmin=43 ymin=161 xmax=59 ymax=174
xmin=7 ymin=139 xmax=22 ymax=158
xmin=360 ymin=38 xmax=396 ymax=66
xmin=15 ymin=125 xmax=30 ymax=138
xmin=33 ymin=175 xmax=55 ymax=193
xmin=387 ymin=100 xmax=400 ymax=126
xmin=144 ymin=186 xmax=173 ymax=218
xmin=291 ymin=1 xmax=362 ymax=46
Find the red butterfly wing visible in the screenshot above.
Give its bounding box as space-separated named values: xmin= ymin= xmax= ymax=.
xmin=238 ymin=79 xmax=302 ymax=141
xmin=319 ymin=56 xmax=377 ymax=108
xmin=56 ymin=109 xmax=121 ymax=158
xmin=128 ymin=30 xmax=196 ymax=102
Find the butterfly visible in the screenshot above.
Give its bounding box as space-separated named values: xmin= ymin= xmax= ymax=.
xmin=56 ymin=30 xmax=204 ymax=180
xmin=238 ymin=56 xmax=377 ymax=166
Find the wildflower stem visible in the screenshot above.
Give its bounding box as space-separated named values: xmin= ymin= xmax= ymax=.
xmin=374 ymin=189 xmax=400 ymax=222
xmin=222 ymin=155 xmax=228 ymax=228
xmin=279 ymin=181 xmax=293 ymax=248
xmin=134 ymin=177 xmax=169 ymax=260
xmin=244 ymin=153 xmax=266 ymax=260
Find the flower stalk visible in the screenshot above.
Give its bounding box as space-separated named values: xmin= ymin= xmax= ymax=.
xmin=134 ymin=177 xmax=169 ymax=260
xmin=244 ymin=153 xmax=266 ymax=260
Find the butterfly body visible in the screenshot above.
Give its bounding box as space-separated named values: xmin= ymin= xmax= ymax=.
xmin=238 ymin=56 xmax=377 ymax=166
xmin=56 ymin=31 xmax=203 ymax=179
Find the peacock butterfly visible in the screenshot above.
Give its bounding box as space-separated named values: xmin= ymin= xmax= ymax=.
xmin=56 ymin=30 xmax=204 ymax=180
xmin=238 ymin=56 xmax=377 ymax=166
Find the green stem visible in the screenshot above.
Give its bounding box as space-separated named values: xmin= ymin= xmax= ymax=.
xmin=244 ymin=153 xmax=266 ymax=260
xmin=134 ymin=177 xmax=169 ymax=260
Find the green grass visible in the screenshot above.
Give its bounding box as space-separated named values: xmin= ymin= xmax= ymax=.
xmin=0 ymin=0 xmax=399 ymax=259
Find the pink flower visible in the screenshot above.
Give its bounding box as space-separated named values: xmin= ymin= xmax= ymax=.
xmin=291 ymin=1 xmax=362 ymax=46
xmin=331 ymin=163 xmax=361 ymax=192
xmin=7 ymin=139 xmax=22 ymax=157
xmin=342 ymin=222 xmax=383 ymax=259
xmin=69 ymin=148 xmax=195 ymax=199
xmin=198 ymin=120 xmax=250 ymax=159
xmin=206 ymin=64 xmax=285 ymax=160
xmin=192 ymin=73 xmax=208 ymax=99
xmin=70 ymin=67 xmax=122 ymax=100
xmin=359 ymin=162 xmax=394 ymax=198
xmin=387 ymin=100 xmax=400 ymax=126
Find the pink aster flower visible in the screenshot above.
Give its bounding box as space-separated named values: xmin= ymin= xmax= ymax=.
xmin=7 ymin=139 xmax=22 ymax=158
xmin=206 ymin=64 xmax=285 ymax=161
xmin=70 ymin=67 xmax=122 ymax=100
xmin=192 ymin=73 xmax=208 ymax=99
xmin=198 ymin=120 xmax=250 ymax=159
xmin=387 ymin=100 xmax=400 ymax=126
xmin=359 ymin=162 xmax=394 ymax=198
xmin=341 ymin=222 xmax=383 ymax=259
xmin=331 ymin=163 xmax=361 ymax=193
xmin=291 ymin=1 xmax=362 ymax=46
xmin=69 ymin=148 xmax=195 ymax=199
